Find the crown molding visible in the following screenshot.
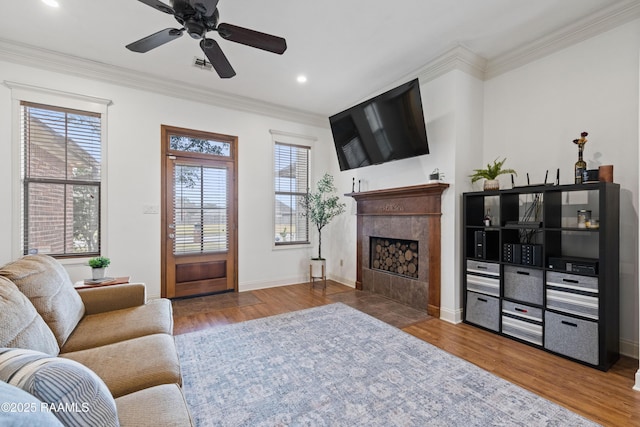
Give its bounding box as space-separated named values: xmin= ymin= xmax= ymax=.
xmin=0 ymin=1 xmax=636 ymax=120
xmin=485 ymin=0 xmax=640 ymax=79
xmin=0 ymin=38 xmax=328 ymax=127
xmin=354 ymin=44 xmax=486 ymax=107
xmin=416 ymin=44 xmax=487 ymax=83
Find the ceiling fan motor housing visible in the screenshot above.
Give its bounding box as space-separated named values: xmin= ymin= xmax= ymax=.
xmin=185 ymin=20 xmax=206 ymax=39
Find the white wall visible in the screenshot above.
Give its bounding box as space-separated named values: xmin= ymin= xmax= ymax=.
xmin=0 ymin=61 xmax=334 ymax=298
xmin=0 ymin=17 xmax=638 ymax=358
xmin=324 ymin=69 xmax=484 ymax=322
xmin=321 ymin=76 xmax=458 ymax=289
xmin=484 ymin=19 xmax=640 ymax=356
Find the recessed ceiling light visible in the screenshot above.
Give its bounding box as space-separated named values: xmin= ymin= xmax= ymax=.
xmin=42 ymin=0 xmax=59 ymax=7
xmin=296 ymin=75 xmax=308 ymax=84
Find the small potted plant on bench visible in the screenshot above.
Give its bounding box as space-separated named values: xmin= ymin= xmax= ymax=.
xmin=88 ymin=256 xmax=111 ymax=280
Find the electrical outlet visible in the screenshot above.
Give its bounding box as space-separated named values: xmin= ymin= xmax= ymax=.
xmin=340 ymin=259 xmax=343 ymax=267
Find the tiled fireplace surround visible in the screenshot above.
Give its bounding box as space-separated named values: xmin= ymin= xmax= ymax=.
xmin=348 ymin=183 xmax=449 ymax=317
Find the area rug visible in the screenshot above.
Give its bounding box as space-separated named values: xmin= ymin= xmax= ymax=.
xmin=176 ymin=303 xmax=597 ymax=427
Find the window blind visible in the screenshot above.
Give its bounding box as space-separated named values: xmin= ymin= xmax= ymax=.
xmin=274 ymin=142 xmax=309 ymax=245
xmin=21 ymin=102 xmax=102 ymax=257
xmin=173 ymin=164 xmax=229 ymax=254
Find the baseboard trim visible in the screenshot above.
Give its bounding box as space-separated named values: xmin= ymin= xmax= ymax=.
xmin=239 ymin=276 xmax=308 ymax=292
xmin=439 ymin=307 xmax=463 ymax=324
xmin=327 ymin=275 xmax=355 ymax=288
xmin=620 ymin=338 xmax=639 ymax=359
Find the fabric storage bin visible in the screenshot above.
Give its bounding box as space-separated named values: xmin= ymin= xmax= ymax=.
xmin=502 ymin=316 xmax=543 ymax=346
xmin=467 ymin=260 xmax=500 ymax=277
xmin=466 ymin=274 xmax=500 ymax=297
xmin=546 ymin=271 xmax=598 ymax=319
xmin=545 ymin=311 xmax=598 ymax=366
xmin=546 ymin=289 xmax=598 ymax=320
xmin=466 ymin=260 xmax=500 ymax=297
xmin=501 ymin=301 xmax=542 ymax=346
xmin=502 ymin=300 xmax=542 ymax=322
xmin=465 ymin=291 xmax=499 ymax=332
xmin=546 ymin=271 xmax=598 ymax=293
xmin=504 ymin=266 xmax=543 ymax=305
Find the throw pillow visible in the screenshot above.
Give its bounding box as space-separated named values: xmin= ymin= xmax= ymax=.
xmin=0 ymin=380 xmax=64 ymax=426
xmin=0 ymin=255 xmax=85 ymax=347
xmin=0 ymin=348 xmax=119 ymax=427
xmin=0 ymin=276 xmax=59 ymax=356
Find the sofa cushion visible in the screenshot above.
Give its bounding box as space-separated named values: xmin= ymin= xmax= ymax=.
xmin=0 ymin=380 xmax=64 ymax=426
xmin=0 ymin=255 xmax=85 ymax=347
xmin=116 ymin=383 xmax=193 ymax=427
xmin=61 ymin=334 xmax=181 ymax=398
xmin=61 ymin=298 xmax=174 ymax=353
xmin=0 ymin=276 xmax=59 ymax=356
xmin=0 ymin=348 xmax=119 ymax=427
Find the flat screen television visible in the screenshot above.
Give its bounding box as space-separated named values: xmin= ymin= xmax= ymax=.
xmin=329 ymin=78 xmax=429 ymax=171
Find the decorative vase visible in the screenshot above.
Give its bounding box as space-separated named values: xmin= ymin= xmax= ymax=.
xmin=574 ymin=146 xmax=586 ymax=184
xmin=573 ymin=131 xmax=588 ymax=184
xmin=483 ymin=179 xmax=499 ymax=191
xmin=92 ymin=267 xmax=105 ymax=280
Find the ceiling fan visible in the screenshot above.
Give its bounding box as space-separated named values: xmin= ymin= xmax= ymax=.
xmin=126 ymin=0 xmax=287 ymax=78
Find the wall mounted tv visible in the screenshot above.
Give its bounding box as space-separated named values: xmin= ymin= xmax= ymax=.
xmin=329 ymin=78 xmax=429 ymax=171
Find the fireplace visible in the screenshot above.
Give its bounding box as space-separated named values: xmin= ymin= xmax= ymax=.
xmin=348 ymin=183 xmax=448 ymax=316
xmin=370 ymin=237 xmax=419 ymax=279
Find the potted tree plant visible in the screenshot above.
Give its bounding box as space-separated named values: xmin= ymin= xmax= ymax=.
xmin=470 ymin=157 xmax=517 ymax=190
xmin=88 ymin=256 xmax=111 ymax=280
xmin=300 ymin=173 xmax=346 ymax=278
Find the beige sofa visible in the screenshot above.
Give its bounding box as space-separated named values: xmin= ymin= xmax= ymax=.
xmin=0 ymin=254 xmax=193 ymax=426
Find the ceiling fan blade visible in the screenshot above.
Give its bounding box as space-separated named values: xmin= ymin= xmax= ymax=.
xmin=190 ymin=0 xmax=219 ymax=16
xmin=217 ymin=23 xmax=287 ymax=54
xmin=126 ymin=28 xmax=184 ymax=53
xmin=136 ymin=0 xmax=175 ymax=14
xmin=200 ymin=38 xmax=236 ymax=78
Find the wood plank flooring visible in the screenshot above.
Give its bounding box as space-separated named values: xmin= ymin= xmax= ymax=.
xmin=172 ymin=281 xmax=640 ymax=427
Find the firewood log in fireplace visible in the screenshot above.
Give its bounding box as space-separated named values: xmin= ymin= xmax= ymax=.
xmin=371 ymin=237 xmax=419 ymax=278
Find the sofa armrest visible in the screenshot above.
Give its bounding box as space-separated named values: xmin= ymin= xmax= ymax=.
xmin=77 ymin=283 xmax=147 ymax=315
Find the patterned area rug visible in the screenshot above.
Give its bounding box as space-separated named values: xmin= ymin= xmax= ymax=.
xmin=176 ymin=303 xmax=597 ymax=427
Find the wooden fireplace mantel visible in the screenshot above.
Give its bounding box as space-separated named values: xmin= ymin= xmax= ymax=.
xmin=347 ymin=182 xmax=449 ymax=317
xmin=346 ymin=182 xmax=449 ymax=200
xmin=346 ymin=183 xmax=449 ymax=216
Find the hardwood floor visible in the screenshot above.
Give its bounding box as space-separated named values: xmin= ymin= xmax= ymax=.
xmin=172 ymin=281 xmax=640 ymax=427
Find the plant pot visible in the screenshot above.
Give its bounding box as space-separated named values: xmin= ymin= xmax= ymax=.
xmin=483 ymin=179 xmax=499 ymax=191
xmin=92 ymin=267 xmax=105 ymax=280
xmin=310 ymin=259 xmax=326 ymax=279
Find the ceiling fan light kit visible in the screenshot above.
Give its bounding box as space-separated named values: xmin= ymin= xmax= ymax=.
xmin=126 ymin=0 xmax=287 ymax=78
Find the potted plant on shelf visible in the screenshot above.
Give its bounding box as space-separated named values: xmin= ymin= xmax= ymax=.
xmin=470 ymin=157 xmax=517 ymax=190
xmin=300 ymin=173 xmax=346 ymax=278
xmin=88 ymin=256 xmax=111 ymax=280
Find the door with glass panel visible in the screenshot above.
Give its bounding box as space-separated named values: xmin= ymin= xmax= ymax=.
xmin=161 ymin=125 xmax=237 ymax=298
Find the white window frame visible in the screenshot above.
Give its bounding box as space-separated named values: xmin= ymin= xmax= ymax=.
xmin=270 ymin=129 xmax=317 ymax=250
xmin=6 ymin=81 xmax=111 ymax=265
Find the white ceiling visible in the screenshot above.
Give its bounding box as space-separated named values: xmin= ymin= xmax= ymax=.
xmin=0 ymin=0 xmax=636 ymax=119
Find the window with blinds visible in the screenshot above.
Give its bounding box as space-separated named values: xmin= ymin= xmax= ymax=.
xmin=21 ymin=102 xmax=102 ymax=257
xmin=274 ymin=142 xmax=310 ymax=245
xmin=173 ymin=164 xmax=229 ymax=254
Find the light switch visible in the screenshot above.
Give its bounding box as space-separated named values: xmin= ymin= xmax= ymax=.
xmin=143 ymin=205 xmax=159 ymax=214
